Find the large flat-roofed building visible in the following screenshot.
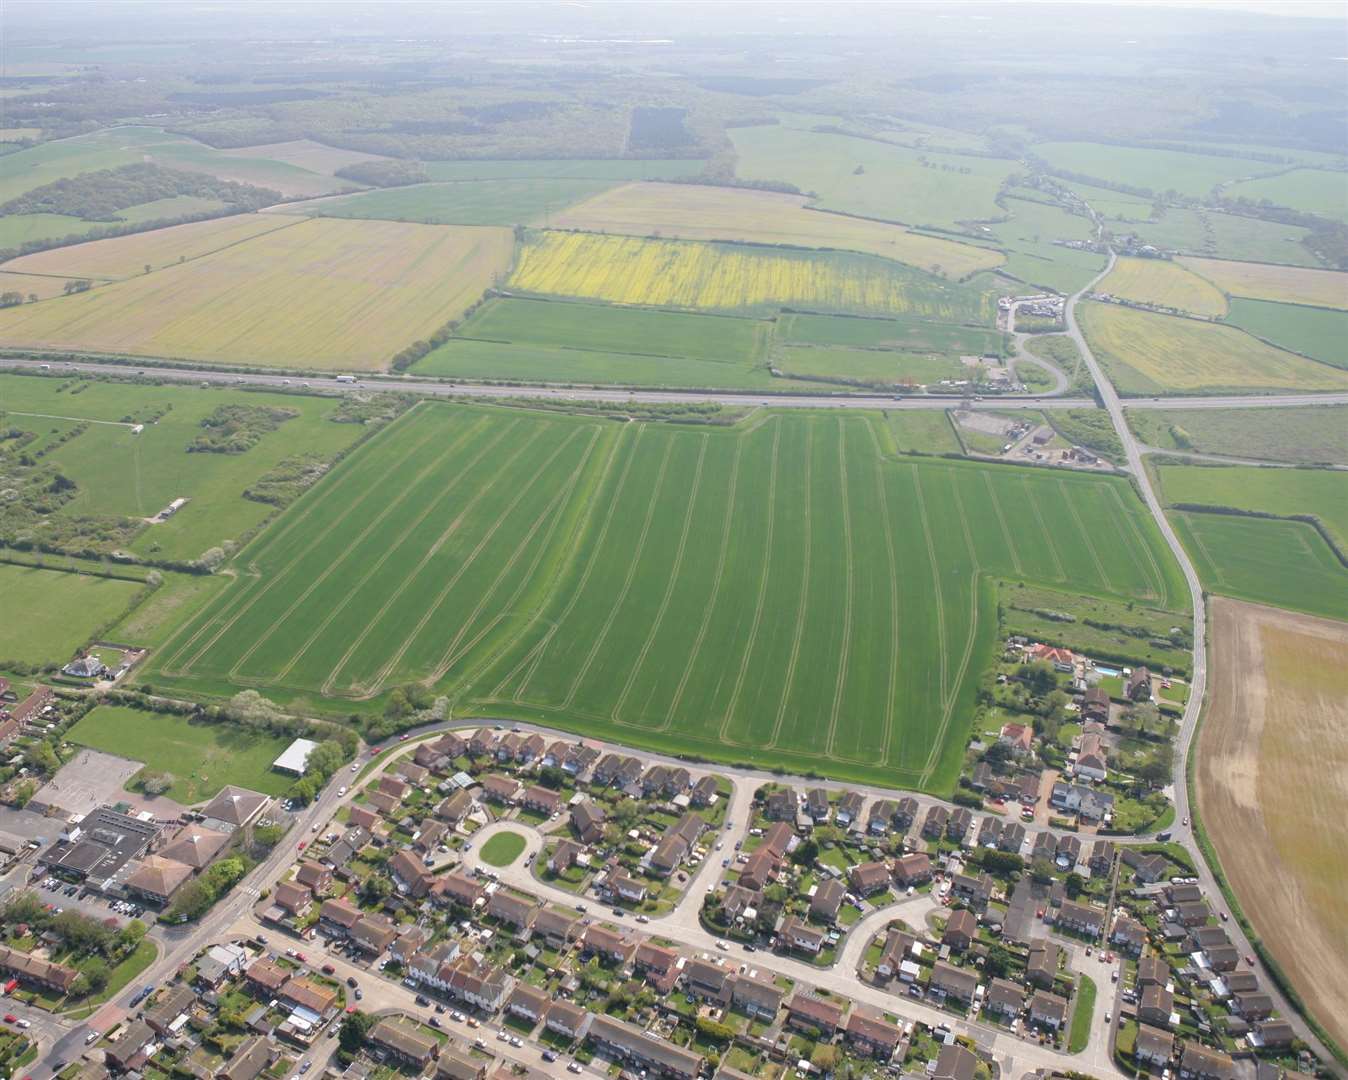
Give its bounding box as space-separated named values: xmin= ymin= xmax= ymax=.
xmin=272 ymin=738 xmax=319 ymax=777
xmin=39 ymin=806 xmax=160 ymax=892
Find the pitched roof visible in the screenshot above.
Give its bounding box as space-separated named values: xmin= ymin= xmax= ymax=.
xmin=159 ymin=826 xmax=230 ymax=868
xmin=200 ymin=785 xmax=269 ymax=826
xmin=125 ymin=854 xmax=193 ymax=897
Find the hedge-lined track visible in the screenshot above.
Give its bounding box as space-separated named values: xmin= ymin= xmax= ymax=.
xmin=145 ymin=401 xmax=1185 ymax=792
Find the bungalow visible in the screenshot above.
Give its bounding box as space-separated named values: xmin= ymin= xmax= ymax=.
xmin=922 ymin=805 xmax=950 ymax=839
xmin=929 ymin=961 xmax=979 ymax=1004
xmin=479 ymin=774 xmax=520 ymax=805
xmin=571 ymin=801 xmax=606 ymax=844
xmin=1233 ymin=992 xmax=1275 ymax=1021
xmin=786 ymin=993 xmax=844 ymax=1036
xmin=729 ymin=972 xmax=783 ymax=1021
xmin=1030 ymin=989 xmax=1068 ymax=1031
xmin=607 ymin=870 xmax=648 ymax=905
xmin=849 ymin=860 xmax=891 ymax=897
xmin=684 ymin=958 xmax=730 ymax=1001
xmin=1179 ymin=1042 xmax=1239 ymax=1080
xmin=1081 ymin=687 xmax=1110 ymax=722
xmin=779 ymin=916 xmax=825 ymax=955
xmin=720 ymin=884 xmax=759 ymax=922
xmin=543 ymin=999 xmax=592 ymax=1041
xmin=1126 ymin=666 xmax=1153 ymax=702
xmin=587 ymin=1014 xmax=703 ymax=1080
xmin=1139 ymin=984 xmax=1175 ymax=1027
xmin=805 ymin=788 xmax=830 ymax=822
xmin=809 ymin=878 xmax=846 ymax=923
xmin=846 ymin=1011 xmax=902 ymax=1059
xmin=1026 ymin=940 xmax=1061 ymax=989
xmin=836 ymin=791 xmax=864 ymax=826
xmin=281 ymin=977 xmax=338 ymax=1016
xmin=876 ymin=928 xmax=921 ymax=980
xmin=1253 ymin=1020 xmax=1295 ymax=1049
xmin=1135 ymin=1025 xmax=1175 ymax=1068
xmin=892 ymin=852 xmax=932 ymax=887
xmin=999 ymin=722 xmax=1035 ymax=754
xmin=1075 ymin=732 xmax=1108 ymax=782
xmin=984 ymin=978 xmax=1025 ymax=1019
xmin=764 ymin=788 xmax=796 ymax=821
xmin=507 ymin=983 xmax=549 ymax=1024
xmin=520 ymin=785 xmax=561 ymax=816
xmin=370 ymin=1019 xmax=439 ymax=1070
xmin=942 ymin=908 xmax=977 ymax=950
xmin=868 ymin=799 xmax=897 ymax=834
xmin=1124 ymin=849 xmax=1170 ymax=884
xmin=581 ymin=924 xmax=635 ymax=966
xmin=1056 ymin=899 xmax=1106 ymax=937
xmin=1206 ymin=943 xmax=1240 ymax=972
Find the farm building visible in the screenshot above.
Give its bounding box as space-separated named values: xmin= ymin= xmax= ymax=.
xmin=273 ymin=738 xmax=319 ymax=776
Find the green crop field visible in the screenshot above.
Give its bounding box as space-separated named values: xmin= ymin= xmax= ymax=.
xmin=0 ymin=212 xmax=90 ymax=249
xmin=1223 ymin=299 xmax=1348 ymax=368
xmin=1127 ymin=405 xmax=1348 ymax=465
xmin=878 ymin=411 xmax=963 ymax=455
xmin=0 ymin=373 xmax=366 ymax=563
xmin=285 ymin=178 xmax=615 ymax=227
xmin=1171 ymin=512 xmax=1347 ymax=622
xmin=985 ymin=195 xmax=1106 ymax=294
xmin=65 ymin=705 xmax=294 ymax=805
xmin=1034 ymin=141 xmax=1283 ymax=198
xmin=776 ymin=345 xmax=968 ymax=386
xmin=143 ymin=401 xmax=1185 ymax=793
xmin=1156 ymin=464 xmax=1348 ymax=549
xmin=728 ymin=122 xmax=1017 ymax=230
xmin=1225 ymin=168 xmax=1348 ymax=223
xmin=411 ymin=298 xmax=786 ymax=389
xmin=780 ymin=313 xmax=1005 ymax=356
xmin=0 ymin=563 xmax=142 ymax=666
xmin=1119 ymin=209 xmax=1321 ymax=268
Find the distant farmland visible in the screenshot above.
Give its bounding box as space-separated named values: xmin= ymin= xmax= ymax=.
xmin=509 ymin=231 xmax=997 ymax=321
xmin=550 ymin=182 xmax=1004 ymax=278
xmin=1177 ymin=257 xmax=1348 ymax=311
xmin=0 ymin=216 xmax=514 ymax=369
xmin=145 ymin=402 xmax=1185 ymax=793
xmin=1097 ymin=256 xmax=1227 ymax=317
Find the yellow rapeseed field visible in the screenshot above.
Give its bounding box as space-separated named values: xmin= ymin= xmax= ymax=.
xmin=1177 ymin=256 xmax=1348 ymax=311
xmin=1078 ymin=301 xmax=1348 ymax=394
xmin=551 ymin=182 xmax=1003 ymax=278
xmin=1099 ymin=255 xmax=1228 ymax=317
xmin=509 ymin=230 xmax=988 ymax=320
xmin=0 ymin=217 xmax=514 ymax=369
xmin=3 ymin=213 xmax=298 ymax=280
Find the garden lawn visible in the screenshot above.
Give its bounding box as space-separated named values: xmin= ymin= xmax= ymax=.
xmin=65 ymin=705 xmax=295 ymax=804
xmin=1069 ymin=974 xmax=1096 ymax=1053
xmin=480 ymin=831 xmax=528 ymax=867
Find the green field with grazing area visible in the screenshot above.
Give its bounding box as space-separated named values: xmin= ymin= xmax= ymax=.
xmin=779 ymin=312 xmax=1005 ymax=355
xmin=0 ymin=563 xmax=142 ymax=666
xmin=986 ymin=195 xmax=1106 ymax=294
xmin=65 ymin=705 xmax=295 ymax=804
xmin=1119 ymin=209 xmax=1322 ymax=267
xmin=776 ymin=345 xmax=968 ymax=386
xmin=1225 ymin=169 xmax=1348 ymax=223
xmin=728 ymin=122 xmax=1016 ymax=230
xmin=0 ymin=374 xmax=368 ymax=563
xmin=284 ymin=178 xmax=614 ymax=226
xmin=1127 ymin=406 xmax=1348 ymax=465
xmin=411 ymin=299 xmax=788 ymax=388
xmin=1156 ymin=464 xmax=1348 ymax=549
xmin=142 ymin=400 xmax=1185 ymax=793
xmin=1170 ymin=512 xmax=1347 ymax=622
xmin=1035 ymin=142 xmax=1285 ymax=198
xmin=1223 ymin=299 xmax=1348 ymax=368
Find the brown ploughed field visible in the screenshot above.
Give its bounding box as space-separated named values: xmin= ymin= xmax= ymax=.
xmin=1197 ymin=597 xmax=1348 ymax=1050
